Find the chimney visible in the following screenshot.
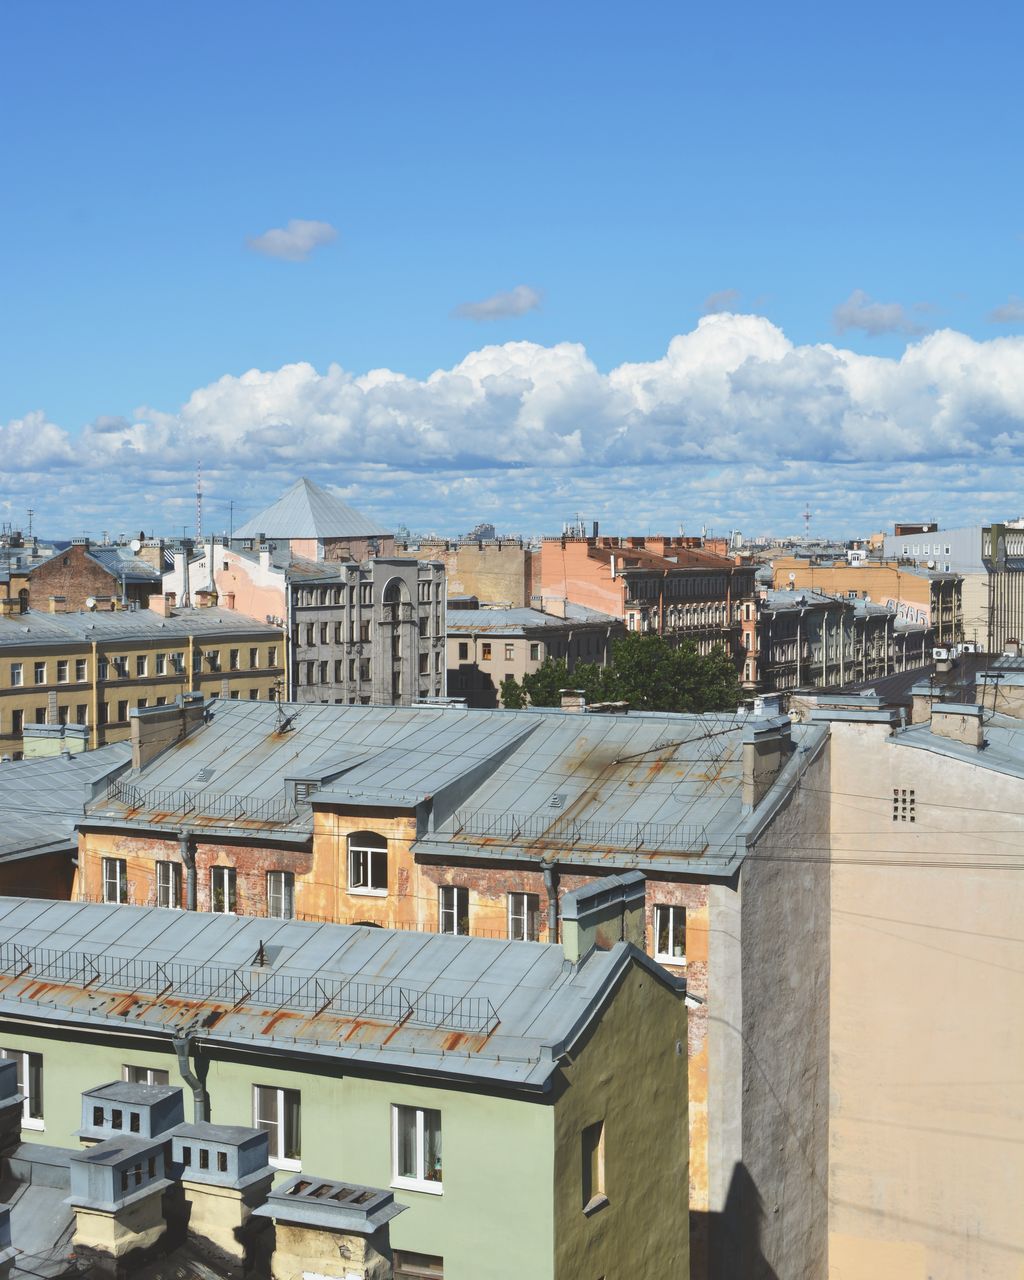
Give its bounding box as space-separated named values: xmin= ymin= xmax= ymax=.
xmin=71 ymin=536 xmax=90 ymax=550
xmin=148 ymin=592 xmax=174 ymax=617
xmin=1004 ymin=638 xmax=1021 ymax=658
xmin=135 ymin=540 xmax=165 ymax=571
xmin=930 ymin=703 xmax=984 ymax=749
xmin=742 ymin=715 xmax=793 ymax=808
xmin=560 ymin=689 xmax=586 ymax=713
xmin=48 ymin=595 xmax=66 ymax=614
xmin=223 ymin=591 xmax=235 ymax=610
xmin=130 ymin=692 xmax=207 ymax=769
xmin=69 ymin=1138 xmax=171 ymax=1272
xmin=0 ymin=599 xmax=17 ymax=619
xmin=560 ymin=871 xmax=646 ymax=964
xmin=977 ymin=671 xmax=1024 ymax=720
xmin=545 ymin=596 xmax=568 ymax=618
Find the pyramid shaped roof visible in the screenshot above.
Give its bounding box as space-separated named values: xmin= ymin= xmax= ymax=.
xmin=234 ymin=478 xmax=392 ymax=540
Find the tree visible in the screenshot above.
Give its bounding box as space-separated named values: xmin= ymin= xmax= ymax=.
xmin=499 ymin=635 xmax=740 ymax=713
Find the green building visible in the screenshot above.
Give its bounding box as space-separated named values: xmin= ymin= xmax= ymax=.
xmin=0 ymin=879 xmax=688 ymax=1280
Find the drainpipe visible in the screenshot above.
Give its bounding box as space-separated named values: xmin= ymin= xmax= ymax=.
xmin=173 ymin=1033 xmax=207 ymax=1122
xmin=542 ymin=859 xmax=558 ymax=942
xmin=179 ymin=830 xmax=196 ymax=910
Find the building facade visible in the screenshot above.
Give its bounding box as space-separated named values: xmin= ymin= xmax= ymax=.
xmin=398 ymin=538 xmax=535 ymax=608
xmin=445 ymin=604 xmax=623 ymax=707
xmin=25 ymin=538 xmax=164 ymax=613
xmin=0 ymin=605 xmax=284 ymax=756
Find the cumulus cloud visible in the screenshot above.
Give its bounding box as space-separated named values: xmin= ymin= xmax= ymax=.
xmin=246 ymin=219 xmax=337 ymax=262
xmin=989 ymin=295 xmax=1024 ymax=324
xmin=833 ymin=289 xmax=925 ymax=337
xmin=702 ymin=288 xmax=741 ymax=314
xmin=453 ymin=285 xmax=542 ymax=321
xmin=8 ymin=314 xmax=1024 ymax=535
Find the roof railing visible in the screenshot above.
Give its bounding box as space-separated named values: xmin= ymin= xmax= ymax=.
xmin=449 ymin=808 xmax=709 ymax=854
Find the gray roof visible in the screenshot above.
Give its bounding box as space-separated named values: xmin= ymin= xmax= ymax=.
xmin=84 ymin=699 xmax=828 ymax=877
xmin=234 ymin=478 xmax=391 ymax=541
xmin=0 ymin=607 xmax=281 ymax=651
xmin=0 ymin=898 xmax=682 ymax=1091
xmin=30 ymin=545 xmax=162 ymax=584
xmin=891 ymin=708 xmax=1024 ymax=780
xmin=446 ymin=605 xmax=619 ymax=635
xmin=0 ymin=744 xmax=131 ymax=860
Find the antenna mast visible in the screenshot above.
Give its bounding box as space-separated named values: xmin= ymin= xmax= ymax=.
xmin=802 ymin=504 xmax=812 ymax=540
xmin=195 ymin=461 xmax=203 ymax=544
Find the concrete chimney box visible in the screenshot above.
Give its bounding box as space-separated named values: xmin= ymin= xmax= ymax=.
xmin=560 ymin=871 xmax=646 ymax=964
xmin=742 ymin=715 xmax=793 ymax=808
xmin=68 ymin=1136 xmax=172 ymax=1275
xmin=930 ymin=703 xmax=985 ymax=749
xmin=77 ymin=1081 xmax=185 ymax=1145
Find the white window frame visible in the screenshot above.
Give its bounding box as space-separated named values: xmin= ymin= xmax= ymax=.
xmin=438 ymin=886 xmax=469 ymax=936
xmin=33 ymin=662 xmax=46 ymax=686
xmin=0 ymin=1049 xmax=44 ymax=1129
xmin=210 ymin=866 xmax=237 ymax=914
xmin=654 ymin=904 xmax=686 ymax=965
xmin=391 ymin=1104 xmax=443 ymax=1194
xmin=103 ymin=857 xmax=128 ymax=905
xmin=156 ymin=861 xmax=182 ymax=910
xmin=267 ymin=870 xmax=294 ymax=919
xmin=508 ymin=892 xmax=540 ymax=942
xmin=122 ymin=1065 xmax=169 ymax=1085
xmin=10 ymin=663 xmax=22 ymax=688
xmin=348 ymin=836 xmax=388 ymax=896
xmin=253 ymin=1084 xmax=301 ymax=1170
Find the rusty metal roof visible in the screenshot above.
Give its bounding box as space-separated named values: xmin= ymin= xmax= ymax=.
xmin=0 ymin=899 xmax=681 ymax=1091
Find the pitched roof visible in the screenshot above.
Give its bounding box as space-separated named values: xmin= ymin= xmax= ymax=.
xmin=445 ymin=605 xmax=619 ymax=635
xmin=0 ymin=607 xmax=281 ymax=650
xmin=0 ymin=898 xmax=683 ymax=1090
xmin=234 ymin=478 xmax=391 ymax=541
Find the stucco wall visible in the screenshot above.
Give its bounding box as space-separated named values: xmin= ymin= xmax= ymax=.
xmin=552 ymin=962 xmax=689 ymax=1280
xmin=827 ymin=719 xmax=1024 ymax=1280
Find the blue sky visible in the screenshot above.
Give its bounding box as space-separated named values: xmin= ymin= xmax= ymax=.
xmin=2 ymin=0 xmax=1023 ymax=539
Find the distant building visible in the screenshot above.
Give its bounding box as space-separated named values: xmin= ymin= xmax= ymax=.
xmin=25 ymin=538 xmax=165 ymax=613
xmin=398 ymin=537 xmax=535 ymax=607
xmin=446 ymin=604 xmax=624 ymax=707
xmin=0 ymin=606 xmax=284 ymax=755
xmin=233 ymin=476 xmax=395 ymax=562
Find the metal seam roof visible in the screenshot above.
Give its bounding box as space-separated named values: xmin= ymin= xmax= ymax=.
xmin=234 ymin=478 xmax=391 ymax=541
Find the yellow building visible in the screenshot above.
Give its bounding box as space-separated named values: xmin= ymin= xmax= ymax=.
xmin=0 ymin=603 xmax=284 ymax=757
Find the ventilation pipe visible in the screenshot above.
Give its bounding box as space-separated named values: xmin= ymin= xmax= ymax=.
xmin=542 ymin=859 xmax=559 ymax=941
xmin=173 ymin=1032 xmax=207 ymax=1123
xmin=178 ymin=830 xmax=196 ymax=911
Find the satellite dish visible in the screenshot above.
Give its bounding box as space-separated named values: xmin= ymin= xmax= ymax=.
xmin=85 ymin=597 xmax=97 ymax=611
xmin=926 ymin=559 xmax=935 ymax=569
xmin=130 ymin=539 xmax=142 ymax=553
xmin=788 ymin=572 xmax=796 ymax=582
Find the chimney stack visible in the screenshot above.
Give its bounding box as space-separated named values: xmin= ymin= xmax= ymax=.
xmin=560 ymin=871 xmax=646 ymax=965
xmin=930 ymin=703 xmax=984 ymax=749
xmin=742 ymin=715 xmax=793 ymax=808
xmin=560 ymin=689 xmax=586 ymax=713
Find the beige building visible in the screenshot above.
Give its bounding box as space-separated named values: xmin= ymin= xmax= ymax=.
xmin=398 ymin=537 xmax=535 ymax=607
xmin=0 ymin=603 xmax=283 ymax=756
xmin=445 ymin=603 xmax=623 ymax=707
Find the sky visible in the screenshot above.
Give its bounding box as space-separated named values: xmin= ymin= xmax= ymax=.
xmin=1 ymin=0 xmax=1023 ymax=542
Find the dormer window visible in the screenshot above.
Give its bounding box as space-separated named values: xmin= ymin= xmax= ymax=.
xmin=348 ymin=832 xmax=388 ymax=895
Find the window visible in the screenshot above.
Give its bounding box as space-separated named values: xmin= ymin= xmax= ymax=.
xmin=155 ymin=653 xmax=166 ymax=675
xmin=581 ymin=1120 xmax=606 ymax=1212
xmin=318 ymin=660 xmax=328 ymax=683
xmin=253 ymin=1085 xmax=300 ymax=1168
xmin=114 ymin=656 xmax=128 ymax=677
xmin=136 ymin=655 xmax=147 ymax=677
xmin=137 ymin=698 xmax=148 ymax=710
xmin=103 ymin=857 xmax=128 ymax=904
xmin=58 ymin=705 xmax=68 ymax=726
xmin=392 ymin=1105 xmax=442 ymax=1193
xmin=34 ymin=708 xmax=46 ymax=725
xmin=268 ymin=646 xmax=277 ymax=667
xmin=172 ymin=651 xmax=185 ymax=673
xmin=249 ymin=689 xmax=259 ymax=700
xmin=75 ymin=658 xmax=88 ymax=682
xmin=249 ymin=647 xmax=259 ymax=669
xmin=33 ymin=662 xmax=46 ymax=685
xmin=481 ymin=642 xmax=492 ymax=661
xmin=504 ymin=643 xmax=515 ymax=661
xmin=10 ymin=664 xmax=22 ymax=687
xmin=210 ymin=866 xmax=237 ymax=913
xmin=394 ymin=1253 xmax=444 ymax=1279
xmin=0 ymin=1050 xmax=43 ymax=1128
xmin=156 ymin=861 xmax=182 ymax=910
xmin=654 ymin=905 xmax=686 ymax=964
xmin=98 ymin=657 xmax=110 ymax=680
xmin=359 ymin=657 xmax=371 ymax=681
xmin=529 ymin=643 xmax=540 ymax=661
xmin=117 ymin=700 xmax=129 ymax=722
xmin=349 ymin=833 xmax=387 ymax=894
xmin=508 ymin=893 xmax=540 ymax=942
xmin=418 ymin=616 xmax=428 ymax=638
xmin=419 ymin=653 xmax=429 ymax=675
xmin=319 ymin=623 xmax=329 ymax=645
xmin=438 ymin=886 xmax=469 ymax=936
xmin=267 ymin=871 xmax=294 ymax=919
xmin=458 ymin=642 xmax=468 ymax=661
xmin=97 ymin=703 xmax=107 ymax=727
xmin=56 ymin=660 xmax=69 ymax=684
xmin=122 ymin=1066 xmax=169 ymax=1085
xmin=75 ymin=704 xmax=88 ymax=725
xmin=359 ymin=620 xmax=371 ymax=643
xmin=229 ymin=648 xmax=240 ymax=671
xmin=207 ymin=651 xmax=221 ymax=672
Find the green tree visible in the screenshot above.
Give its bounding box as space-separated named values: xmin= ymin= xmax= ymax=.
xmin=520 ymin=657 xmax=570 ymax=707
xmin=498 ymin=674 xmax=527 ymax=709
xmin=600 ymin=633 xmax=740 ymax=713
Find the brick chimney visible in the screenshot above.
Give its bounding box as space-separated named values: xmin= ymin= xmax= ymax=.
xmin=148 ymin=592 xmax=175 ymax=618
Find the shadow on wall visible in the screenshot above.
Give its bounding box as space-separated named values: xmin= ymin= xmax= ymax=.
xmin=448 ymin=664 xmax=499 ymax=709
xmin=691 ymin=1163 xmax=781 ymax=1280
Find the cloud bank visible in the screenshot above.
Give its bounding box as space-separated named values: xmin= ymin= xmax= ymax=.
xmin=4 ymin=313 xmax=1024 ymax=536
xmin=246 ymin=219 xmax=337 ymax=262
xmin=833 ymin=289 xmax=925 ymax=337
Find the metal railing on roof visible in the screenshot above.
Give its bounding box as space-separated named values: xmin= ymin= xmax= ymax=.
xmin=102 ymin=780 xmax=300 ymax=826
xmin=449 ymin=808 xmax=709 ymax=854
xmin=0 ymin=940 xmax=500 ymax=1036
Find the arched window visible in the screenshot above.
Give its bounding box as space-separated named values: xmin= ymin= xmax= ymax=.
xmin=348 ymin=831 xmax=387 ymax=894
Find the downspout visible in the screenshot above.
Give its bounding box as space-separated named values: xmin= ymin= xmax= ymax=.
xmin=179 ymin=830 xmax=196 ymax=911
xmin=172 ymin=1032 xmax=207 ymax=1122
xmin=542 ymin=858 xmax=558 ymax=942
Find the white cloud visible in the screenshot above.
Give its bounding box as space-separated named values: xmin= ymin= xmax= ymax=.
xmin=702 ymin=288 xmax=741 ymax=314
xmin=453 ymin=285 xmax=542 ymax=321
xmin=246 ymin=219 xmax=337 ymax=262
xmin=9 ymin=314 xmax=1024 ymax=536
xmin=833 ymin=289 xmax=925 ymax=337
xmin=989 ymin=295 xmax=1024 ymax=324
